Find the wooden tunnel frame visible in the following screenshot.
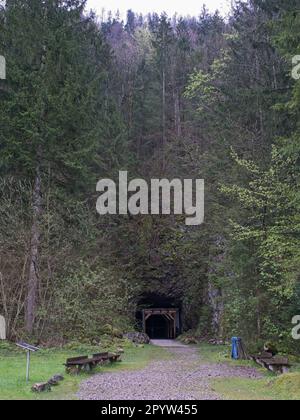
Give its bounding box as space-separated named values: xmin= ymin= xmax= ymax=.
xmin=142 ymin=308 xmax=179 ymax=339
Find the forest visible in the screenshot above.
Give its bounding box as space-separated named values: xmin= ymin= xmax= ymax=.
xmin=0 ymin=0 xmax=300 ymax=356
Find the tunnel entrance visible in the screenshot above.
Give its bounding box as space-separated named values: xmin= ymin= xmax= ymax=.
xmin=145 ymin=314 xmax=168 ymax=339
xmin=137 ymin=292 xmax=182 ymax=339
xmin=143 ymin=308 xmax=178 ymax=339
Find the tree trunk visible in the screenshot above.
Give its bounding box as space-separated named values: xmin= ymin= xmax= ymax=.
xmin=162 ymin=66 xmax=166 ymax=153
xmin=161 ymin=30 xmax=166 ymax=170
xmin=26 ymin=163 xmax=42 ymax=334
xmin=174 ymin=88 xmax=182 ymax=137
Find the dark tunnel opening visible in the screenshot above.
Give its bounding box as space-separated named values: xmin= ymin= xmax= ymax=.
xmin=145 ymin=314 xmax=169 ymax=339
xmin=136 ymin=292 xmax=182 ymax=339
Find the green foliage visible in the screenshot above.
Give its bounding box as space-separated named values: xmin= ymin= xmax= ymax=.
xmin=48 ymin=264 xmax=134 ymax=341
xmin=0 ymin=0 xmax=130 ymax=340
xmin=1 ymin=0 xmax=300 ymax=356
xmin=183 ymin=0 xmax=300 ymax=351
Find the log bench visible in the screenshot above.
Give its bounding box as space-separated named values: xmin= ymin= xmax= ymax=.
xmin=93 ymin=352 xmax=121 ymax=363
xmin=250 ymin=353 xmax=291 ymax=374
xmin=65 ymin=352 xmax=121 ymax=374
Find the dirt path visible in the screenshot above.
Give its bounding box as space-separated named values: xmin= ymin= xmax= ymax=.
xmin=150 ymin=339 xmax=188 ymax=347
xmin=78 ymin=342 xmax=262 ymax=400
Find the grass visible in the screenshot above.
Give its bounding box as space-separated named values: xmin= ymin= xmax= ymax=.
xmin=198 ymin=342 xmax=262 ymax=368
xmin=212 ymin=374 xmax=300 ymax=400
xmin=198 ymin=342 xmax=300 ymax=400
xmin=3 ymin=339 xmax=300 ymax=400
xmin=0 ymin=340 xmax=168 ymax=400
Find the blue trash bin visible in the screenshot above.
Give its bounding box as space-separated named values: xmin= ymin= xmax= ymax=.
xmin=231 ymin=337 xmax=241 ymax=360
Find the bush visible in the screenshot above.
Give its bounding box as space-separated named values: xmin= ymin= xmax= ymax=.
xmin=45 ymin=264 xmax=134 ymax=341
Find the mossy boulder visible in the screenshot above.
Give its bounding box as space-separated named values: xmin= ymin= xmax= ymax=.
xmin=123 ymin=332 xmax=150 ymax=344
xmin=181 ymin=337 xmax=198 ymax=345
xmin=178 ymin=331 xmax=198 ymax=345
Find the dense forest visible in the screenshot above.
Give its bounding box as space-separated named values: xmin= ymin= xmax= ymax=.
xmin=0 ymin=0 xmax=299 ymax=353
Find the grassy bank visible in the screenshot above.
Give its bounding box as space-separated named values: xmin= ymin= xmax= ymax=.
xmin=0 ymin=340 xmax=168 ymax=400
xmin=3 ymin=339 xmax=300 ymax=400
xmin=198 ymin=343 xmax=300 ymax=400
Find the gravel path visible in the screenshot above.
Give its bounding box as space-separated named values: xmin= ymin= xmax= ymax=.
xmin=78 ymin=344 xmax=262 ymax=400
xmin=150 ymin=339 xmax=188 ymax=347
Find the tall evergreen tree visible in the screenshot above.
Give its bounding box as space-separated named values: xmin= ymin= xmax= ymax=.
xmin=0 ymin=0 xmax=120 ymax=333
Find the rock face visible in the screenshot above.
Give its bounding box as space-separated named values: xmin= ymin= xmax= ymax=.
xmin=123 ymin=332 xmax=150 ymax=344
xmin=180 ymin=336 xmax=198 ymax=345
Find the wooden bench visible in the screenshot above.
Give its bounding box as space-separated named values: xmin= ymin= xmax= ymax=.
xmin=250 ymin=351 xmax=272 ymax=363
xmin=108 ymin=353 xmax=121 ymax=362
xmin=250 ymin=353 xmax=291 ymax=374
xmin=65 ymin=352 xmax=121 ymax=374
xmin=93 ymin=352 xmax=120 ymax=362
xmin=92 ymin=352 xmax=108 ymax=359
xmin=260 ymin=357 xmax=290 ymax=374
xmin=65 ymin=355 xmax=93 ymax=374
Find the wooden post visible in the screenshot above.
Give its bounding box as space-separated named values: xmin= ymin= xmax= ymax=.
xmin=142 ymin=310 xmax=146 ymax=333
xmin=174 ymin=314 xmax=176 ymax=339
xmin=26 ymin=350 xmax=31 ymax=383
